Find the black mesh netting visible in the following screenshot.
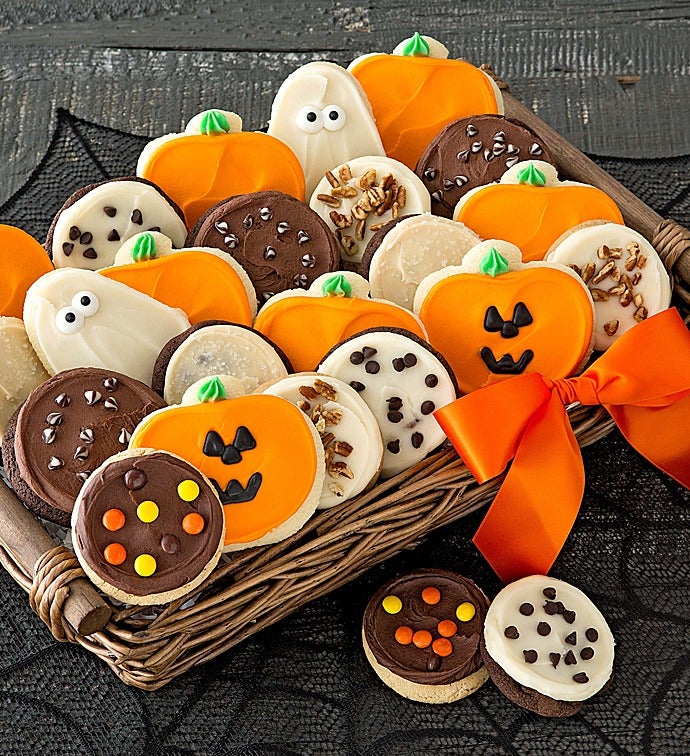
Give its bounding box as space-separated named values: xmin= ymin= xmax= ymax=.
xmin=0 ymin=109 xmax=689 ymax=755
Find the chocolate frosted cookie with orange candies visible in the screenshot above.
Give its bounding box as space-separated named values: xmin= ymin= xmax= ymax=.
xmin=362 ymin=569 xmax=490 ymax=703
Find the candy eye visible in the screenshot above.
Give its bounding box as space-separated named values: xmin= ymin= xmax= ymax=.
xmin=322 ymin=105 xmax=346 ymax=131
xmin=71 ymin=291 xmax=99 ymax=316
xmin=55 ymin=307 xmax=85 ymax=335
xmin=296 ymin=106 xmax=323 ymax=134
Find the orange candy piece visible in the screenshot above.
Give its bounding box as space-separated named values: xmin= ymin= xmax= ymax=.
xmin=182 ymin=512 xmax=205 ymax=535
xmin=412 ymin=629 xmax=432 ymax=648
xmin=104 ymin=543 xmax=127 ymax=565
xmin=0 ymin=224 xmax=53 ymax=318
xmin=102 ymin=508 xmax=125 ymax=532
xmin=421 ymin=586 xmax=441 ymax=605
xmin=437 ymin=619 xmax=457 ymax=637
xmin=394 ymin=625 xmax=414 ymax=645
xmin=432 ymin=637 xmax=453 ymax=657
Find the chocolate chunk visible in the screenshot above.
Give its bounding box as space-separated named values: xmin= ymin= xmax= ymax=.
xmin=350 ymin=351 xmax=364 ymax=365
xmin=82 ymin=248 xmax=98 ymax=259
xmin=565 ymin=631 xmax=577 ymax=646
xmin=80 ymin=231 xmax=93 ymax=245
xmin=563 ymin=610 xmax=577 ymax=624
xmin=387 ymin=411 xmax=403 ymax=423
xmin=350 ymin=381 xmax=365 ymax=392
xmin=104 ymin=206 xmax=117 ymax=217
xmin=564 ymin=650 xmax=577 ymax=665
xmin=107 ymin=229 xmax=120 ymax=242
xmin=586 ymin=628 xmax=599 ymax=642
xmin=425 ymin=374 xmax=438 ymax=387
xmin=504 ymin=625 xmax=519 ymax=639
xmin=550 ymin=652 xmax=561 ymax=668
xmin=537 ymin=622 xmax=551 ymax=636
xmin=573 ymin=672 xmax=589 ymax=684
xmin=62 ymin=242 xmax=74 ymax=256
xmin=556 ymin=601 xmax=566 ymax=614
xmin=580 ymin=647 xmax=595 ymax=660
xmin=387 ymin=397 xmax=403 ymax=411
xmin=519 ymin=602 xmax=534 ymax=616
xmin=523 ymin=649 xmax=537 ymax=663
xmin=131 ymin=209 xmax=143 ymax=225
xmin=544 ymin=601 xmax=558 ymax=615
xmin=124 ymin=468 xmax=147 ymax=491
xmin=365 ymin=361 xmax=380 ymax=374
xmin=427 ymin=655 xmax=442 ymax=672
xmin=411 ymin=432 xmax=423 ymax=449
xmin=362 ymin=347 xmax=377 ymax=359
xmin=403 ymin=352 xmax=417 ymax=367
xmin=69 ymin=226 xmax=80 ymax=241
xmin=161 ymin=534 xmax=180 ymax=554
xmin=543 ymin=587 xmax=557 ymax=599
xmin=386 ymin=439 xmax=400 ymax=454
xmin=421 ymin=401 xmax=435 ymax=415
xmin=392 ymin=358 xmax=405 ymax=372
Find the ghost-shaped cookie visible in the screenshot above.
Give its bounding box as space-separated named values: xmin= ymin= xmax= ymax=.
xmin=268 ymin=62 xmax=386 ymax=196
xmin=23 ymin=269 xmax=191 ymax=385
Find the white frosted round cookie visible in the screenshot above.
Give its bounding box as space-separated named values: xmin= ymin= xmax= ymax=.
xmin=546 ymin=222 xmax=671 ymax=350
xmin=362 ymin=214 xmax=481 ymax=309
xmin=260 ymin=373 xmax=383 ymax=508
xmin=268 ymin=61 xmax=385 ymax=197
xmin=48 ymin=178 xmax=187 ymax=270
xmin=310 ymin=155 xmax=431 ymax=264
xmin=23 ymin=269 xmax=190 ymax=385
xmin=318 ymin=329 xmax=457 ymax=478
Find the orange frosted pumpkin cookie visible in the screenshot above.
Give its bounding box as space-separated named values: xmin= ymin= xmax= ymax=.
xmin=414 ymin=240 xmax=595 ymax=394
xmin=0 ymin=224 xmax=53 ymax=318
xmin=453 ymin=161 xmax=624 ymax=262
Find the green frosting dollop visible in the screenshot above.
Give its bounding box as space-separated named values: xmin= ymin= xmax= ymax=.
xmin=400 ymin=32 xmax=430 ymax=57
xmin=131 ymin=232 xmax=157 ymax=262
xmin=516 ymin=163 xmax=546 ymax=187
xmin=321 ymin=274 xmax=352 ymax=298
xmin=479 ymin=247 xmax=510 ymax=277
xmin=199 ymin=110 xmax=232 ymax=135
xmin=196 ymin=376 xmax=227 ymax=403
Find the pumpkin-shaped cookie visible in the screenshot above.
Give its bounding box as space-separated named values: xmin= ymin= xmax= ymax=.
xmin=129 ymin=388 xmax=324 ymax=550
xmin=349 ymin=34 xmax=503 ymax=170
xmin=100 ymin=232 xmax=256 ymax=325
xmin=453 ymin=161 xmax=624 ymax=262
xmin=137 ymin=109 xmax=306 ymax=227
xmin=0 ymin=225 xmax=53 ymax=318
xmin=254 ymin=272 xmax=426 ymax=372
xmin=414 ymin=240 xmax=595 ymax=394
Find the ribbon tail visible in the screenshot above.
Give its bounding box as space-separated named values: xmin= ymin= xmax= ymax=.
xmin=473 ymin=391 xmax=585 ymax=582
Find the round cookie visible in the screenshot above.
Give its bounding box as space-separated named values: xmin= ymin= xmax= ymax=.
xmin=259 ymin=373 xmax=384 ymax=508
xmin=482 ymin=575 xmax=615 ymax=717
xmin=267 ymin=61 xmax=385 ymax=196
xmin=153 ymin=320 xmax=291 ymax=405
xmin=47 ymin=177 xmax=187 ymax=270
xmin=359 ymin=214 xmax=481 ymax=310
xmin=362 ymin=569 xmax=490 ymax=703
xmin=415 ymin=115 xmax=554 ymax=218
xmin=72 ymin=448 xmax=224 ymax=605
xmin=0 ymin=224 xmax=54 ymax=318
xmin=546 ymin=222 xmax=671 ymax=350
xmin=318 ymin=328 xmax=457 ymax=478
xmin=129 ymin=390 xmax=325 ymax=550
xmin=23 ymin=268 xmax=191 ymax=385
xmin=2 ymin=368 xmax=166 ymax=525
xmin=186 ymin=190 xmax=340 ymax=304
xmin=309 ymin=155 xmax=431 ymax=264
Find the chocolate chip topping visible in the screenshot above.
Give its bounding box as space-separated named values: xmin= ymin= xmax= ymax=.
xmin=392 ymin=357 xmax=405 ymax=372
xmin=573 ymin=672 xmax=589 ymax=684
xmin=565 ymin=631 xmax=577 ymax=646
xmin=387 ymin=411 xmax=403 ymax=423
xmin=387 ymin=397 xmax=403 ymax=411
xmin=131 ymin=208 xmax=143 ymax=225
xmin=564 ymin=650 xmax=577 ymax=665
xmin=519 ymin=602 xmax=534 ymax=616
xmin=365 ymin=361 xmax=380 ymax=374
xmin=504 ymin=625 xmax=519 ymax=639
xmin=537 ymin=622 xmax=551 ymax=636
xmin=550 ymin=652 xmax=561 ymax=668
xmin=62 ymin=242 xmax=74 ymax=256
xmin=362 ymin=347 xmax=377 ymax=359
xmin=543 ymin=587 xmax=557 ymax=599
xmin=411 ymin=432 xmax=423 ymax=449
xmin=563 ymin=610 xmax=577 ymax=624
xmin=350 ymin=381 xmax=365 ymax=392
xmin=544 ymin=600 xmax=558 ymax=615
xmin=124 ymin=468 xmax=147 ymax=490
xmin=107 ymin=229 xmax=120 ymax=242
xmin=425 ymin=374 xmax=438 ymax=387
xmin=403 ymin=352 xmax=417 ymax=367
xmin=82 ymin=248 xmax=98 ymax=260
xmin=386 ymin=439 xmax=400 ymax=454
xmin=161 ymin=534 xmax=180 ymax=554
xmin=421 ymin=401 xmax=435 ymax=415
xmin=586 ymin=628 xmax=599 ymax=642
xmin=523 ymin=649 xmax=538 ymax=663
xmin=104 ymin=206 xmax=117 ymax=217
xmin=350 ymin=351 xmax=364 ymax=365
xmin=69 ymin=226 xmax=80 ymax=241
xmin=580 ymin=647 xmax=595 ymax=660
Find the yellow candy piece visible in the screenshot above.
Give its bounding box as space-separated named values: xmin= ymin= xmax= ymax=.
xmin=456 ymin=602 xmax=476 ymax=622
xmin=134 ymin=553 xmax=157 ymax=577
xmin=381 ymin=594 xmax=402 ymax=614
xmin=177 ymin=479 xmax=200 ymax=502
xmin=137 ymin=500 xmax=159 ymax=523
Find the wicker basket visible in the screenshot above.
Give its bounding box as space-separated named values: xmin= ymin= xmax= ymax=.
xmin=0 ymin=76 xmax=689 ymax=690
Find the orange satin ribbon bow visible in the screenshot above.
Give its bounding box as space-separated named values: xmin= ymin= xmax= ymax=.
xmin=434 ymin=307 xmax=690 ymax=583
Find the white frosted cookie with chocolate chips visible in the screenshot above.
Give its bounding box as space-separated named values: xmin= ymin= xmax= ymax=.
xmin=546 ymin=222 xmax=671 ymax=350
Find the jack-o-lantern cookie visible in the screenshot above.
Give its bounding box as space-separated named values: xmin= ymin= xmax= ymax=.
xmin=309 ymin=156 xmax=431 ymax=264
xmin=72 ymin=448 xmax=225 ymax=605
xmin=23 ymin=269 xmax=191 ymax=385
xmin=153 ymin=320 xmax=291 ymax=405
xmin=546 ymin=222 xmax=671 ymax=350
xmin=2 ymin=368 xmax=166 ymax=525
xmin=415 ymin=115 xmax=554 ymax=218
xmin=100 ymin=231 xmax=257 ymax=325
xmin=0 ymin=317 xmax=50 ymax=439
xmin=0 ymin=224 xmax=53 ymax=318
xmin=414 ymin=240 xmax=595 ymax=394
xmin=362 ymin=569 xmax=490 ymax=703
xmin=137 ymin=109 xmax=306 ymax=228
xmin=267 ymin=62 xmax=385 ymax=197
xmin=349 ymin=33 xmax=503 ymax=170
xmin=318 ymin=328 xmax=457 ymax=478
xmin=453 ymin=161 xmax=624 ymax=262
xmin=254 ymin=272 xmax=426 ymax=372
xmin=187 ymin=190 xmax=340 ymax=304
xmin=482 ymin=575 xmax=615 ymax=717
xmin=259 ymin=373 xmax=384 ymax=508
xmin=359 ymin=214 xmax=481 ymax=310
xmin=47 ymin=177 xmax=187 ymax=270
xmin=129 ymin=389 xmax=324 ymax=550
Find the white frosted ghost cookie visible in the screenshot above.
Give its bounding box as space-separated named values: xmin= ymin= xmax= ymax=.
xmin=268 ymin=61 xmax=386 ymax=197
xmin=47 ymin=178 xmax=187 ymax=270
xmin=546 ymin=222 xmax=671 ymax=350
xmin=309 ymin=156 xmax=431 ymax=264
xmin=152 ymin=321 xmax=291 ymax=405
xmin=23 ymin=269 xmax=190 ymax=385
xmin=359 ymin=214 xmax=482 ymax=310
xmin=259 ymin=373 xmax=384 ymax=508
xmin=0 ymin=317 xmax=50 ymax=438
xmin=482 ymin=575 xmax=615 ymax=717
xmin=318 ymin=328 xmax=457 ymax=478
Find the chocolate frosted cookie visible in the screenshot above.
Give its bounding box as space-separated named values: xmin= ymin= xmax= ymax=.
xmin=362 ymin=569 xmax=490 ymax=703
xmin=47 ymin=177 xmax=187 ymax=270
xmin=186 ymin=190 xmax=340 ymax=304
xmin=2 ymin=368 xmax=166 ymax=525
xmin=481 ymin=575 xmax=615 ymax=717
xmin=72 ymin=449 xmax=224 ymax=605
xmin=416 ymin=115 xmax=554 ymax=218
